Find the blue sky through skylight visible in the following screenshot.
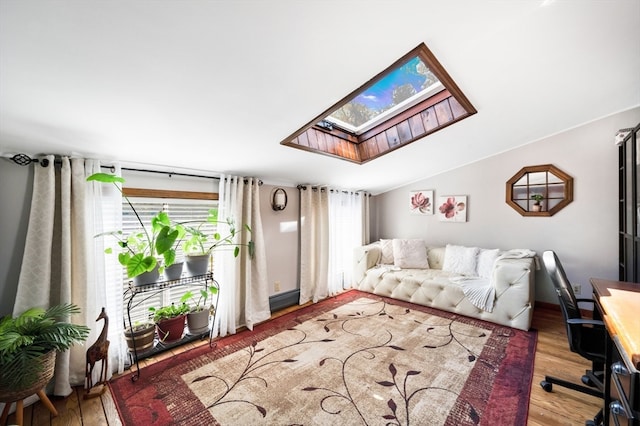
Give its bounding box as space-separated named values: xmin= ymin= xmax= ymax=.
xmin=328 ymin=55 xmax=440 ymax=131
xmin=355 ymin=57 xmax=427 ymax=109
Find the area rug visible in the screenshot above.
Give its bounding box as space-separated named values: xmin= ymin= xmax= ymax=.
xmin=109 ymin=290 xmax=536 ymax=425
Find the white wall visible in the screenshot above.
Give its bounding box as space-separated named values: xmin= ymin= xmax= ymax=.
xmin=372 ymin=108 xmax=640 ymax=304
xmin=0 ymin=162 xmax=31 ymax=317
xmin=260 ymin=184 xmax=299 ymax=295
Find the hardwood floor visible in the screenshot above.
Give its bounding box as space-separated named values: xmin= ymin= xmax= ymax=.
xmin=3 ymin=304 xmax=602 ymax=425
xmin=528 ymin=305 xmax=602 ymax=425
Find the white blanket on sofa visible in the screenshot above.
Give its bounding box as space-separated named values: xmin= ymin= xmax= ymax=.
xmin=450 ymin=276 xmax=497 ymax=312
xmin=451 ymin=249 xmax=537 ymax=312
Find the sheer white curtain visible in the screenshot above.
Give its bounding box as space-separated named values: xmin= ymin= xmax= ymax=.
xmin=300 ymin=186 xmax=370 ymax=303
xmin=328 ymin=190 xmax=369 ymax=294
xmin=89 ymin=164 xmax=127 ymax=376
xmin=299 ymin=186 xmax=329 ymax=304
xmin=12 ymin=156 xmax=121 ymax=396
xmin=213 ymin=175 xmax=270 ymax=336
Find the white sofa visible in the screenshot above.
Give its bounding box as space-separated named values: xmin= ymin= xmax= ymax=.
xmin=353 ymin=240 xmax=536 ymax=331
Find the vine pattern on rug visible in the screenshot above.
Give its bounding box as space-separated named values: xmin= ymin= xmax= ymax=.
xmin=187 ymin=298 xmax=488 ymax=425
xmin=301 ymin=300 xmax=484 ymax=425
xmin=377 ymin=363 xmax=479 ymax=426
xmin=191 ymin=329 xmax=335 ymax=418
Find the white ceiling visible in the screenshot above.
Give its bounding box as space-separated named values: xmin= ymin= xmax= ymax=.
xmin=1 ymin=0 xmax=639 ymax=194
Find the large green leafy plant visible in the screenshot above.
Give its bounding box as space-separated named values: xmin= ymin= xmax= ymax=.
xmin=0 ymin=303 xmax=90 ymax=390
xmin=181 ymin=208 xmax=255 ymax=258
xmin=87 ymin=173 xmax=184 ymax=278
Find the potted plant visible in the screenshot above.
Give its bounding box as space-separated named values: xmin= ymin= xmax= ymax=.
xmin=0 ymin=304 xmax=90 ymax=401
xmin=123 ymin=321 xmax=156 ymax=355
xmin=149 ymin=302 xmax=190 ymax=343
xmin=162 ymin=230 xmax=186 ymax=281
xmin=161 ymin=219 xmax=192 ymax=281
xmin=181 ymin=208 xmax=254 ymax=276
xmin=87 ymin=173 xmax=183 ymax=285
xmin=531 ymin=193 xmax=544 ymax=212
xmin=180 ymin=286 xmax=218 ymax=334
xmin=163 ymin=260 xmax=184 ymax=281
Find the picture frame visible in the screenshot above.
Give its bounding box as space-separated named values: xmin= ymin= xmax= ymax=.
xmin=437 ymin=195 xmax=467 ymax=222
xmin=409 ymin=190 xmax=433 ymax=215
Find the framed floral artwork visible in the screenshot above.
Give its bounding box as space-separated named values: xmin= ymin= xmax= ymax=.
xmin=438 ymin=195 xmax=467 ymax=222
xmin=409 ymin=190 xmax=433 ymax=215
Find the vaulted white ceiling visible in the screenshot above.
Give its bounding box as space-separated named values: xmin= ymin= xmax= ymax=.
xmin=1 ymin=0 xmax=638 ymax=194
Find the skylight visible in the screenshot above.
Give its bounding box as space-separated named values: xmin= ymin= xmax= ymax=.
xmin=281 ymin=43 xmax=476 ymax=164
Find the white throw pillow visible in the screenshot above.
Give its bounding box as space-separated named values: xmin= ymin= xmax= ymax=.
xmin=477 ymin=248 xmax=500 ymax=279
xmin=379 ymin=239 xmax=394 ymax=265
xmin=442 ymin=244 xmax=480 ymax=276
xmin=392 ymin=239 xmax=430 ymax=269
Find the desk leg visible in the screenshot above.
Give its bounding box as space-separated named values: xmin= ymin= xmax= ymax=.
xmin=594 ymin=293 xmax=610 ymax=426
xmin=603 ymin=331 xmax=613 ymax=426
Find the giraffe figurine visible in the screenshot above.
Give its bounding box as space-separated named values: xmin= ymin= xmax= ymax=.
xmin=84 ymin=307 xmax=110 ymax=399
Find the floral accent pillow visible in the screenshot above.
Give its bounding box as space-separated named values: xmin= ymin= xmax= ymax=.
xmin=379 ymin=239 xmax=394 ymax=265
xmin=477 ymin=248 xmax=500 ymax=279
xmin=392 ymin=239 xmax=430 ymax=269
xmin=442 ymin=244 xmax=480 ymax=276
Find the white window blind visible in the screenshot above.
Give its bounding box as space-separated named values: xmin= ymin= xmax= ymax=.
xmin=122 ymin=197 xmax=218 ymax=326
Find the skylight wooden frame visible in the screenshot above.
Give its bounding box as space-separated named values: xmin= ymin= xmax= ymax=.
xmin=280 ymin=43 xmax=477 ymax=164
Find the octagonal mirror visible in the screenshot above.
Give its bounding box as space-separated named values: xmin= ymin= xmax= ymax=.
xmin=506 ymin=164 xmax=573 ymax=216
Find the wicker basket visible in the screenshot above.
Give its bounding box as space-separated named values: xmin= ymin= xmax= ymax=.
xmin=0 ymin=350 xmax=56 ymax=402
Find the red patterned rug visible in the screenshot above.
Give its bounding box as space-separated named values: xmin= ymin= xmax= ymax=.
xmin=109 ymin=290 xmax=536 ymax=425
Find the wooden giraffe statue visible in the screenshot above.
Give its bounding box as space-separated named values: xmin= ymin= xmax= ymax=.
xmin=84 ymin=307 xmax=110 ymax=399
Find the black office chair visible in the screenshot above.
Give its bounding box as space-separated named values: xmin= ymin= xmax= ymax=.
xmin=540 ymin=251 xmax=605 ymax=426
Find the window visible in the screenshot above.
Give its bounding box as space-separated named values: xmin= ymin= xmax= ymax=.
xmin=281 ymin=43 xmax=476 ymax=163
xmin=121 ymin=192 xmax=218 ymax=326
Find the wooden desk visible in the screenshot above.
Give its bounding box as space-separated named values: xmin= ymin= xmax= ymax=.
xmin=591 ymin=278 xmax=640 ymax=426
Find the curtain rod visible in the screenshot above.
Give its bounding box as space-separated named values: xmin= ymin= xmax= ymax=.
xmin=6 ymin=153 xmax=221 ymax=180
xmin=297 ymin=184 xmax=369 ymax=195
xmin=103 ymin=167 xmax=263 ymax=185
xmin=115 ymin=166 xmax=220 ymax=181
xmin=6 ymin=153 xmax=265 ymax=184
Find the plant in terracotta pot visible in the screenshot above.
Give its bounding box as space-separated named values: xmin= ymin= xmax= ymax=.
xmin=0 ymin=304 xmax=90 ymax=396
xmin=87 ymin=173 xmax=183 ymax=285
xmin=531 ymin=193 xmax=544 ymax=212
xmin=181 ymin=208 xmax=255 ymax=276
xmin=180 ymin=286 xmax=218 ymax=334
xmin=149 ymin=302 xmax=190 ymax=343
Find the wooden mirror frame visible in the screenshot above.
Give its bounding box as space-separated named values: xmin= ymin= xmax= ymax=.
xmin=506 ymin=164 xmax=573 ymax=217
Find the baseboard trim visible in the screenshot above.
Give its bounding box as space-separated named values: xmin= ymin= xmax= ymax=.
xmin=269 ymin=289 xmax=300 ymax=312
xmin=535 ymin=301 xmax=560 ymax=311
xmin=535 ymin=300 xmax=595 ymax=318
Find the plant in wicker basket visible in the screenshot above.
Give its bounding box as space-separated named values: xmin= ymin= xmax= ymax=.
xmin=0 ymin=303 xmax=90 ymax=393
